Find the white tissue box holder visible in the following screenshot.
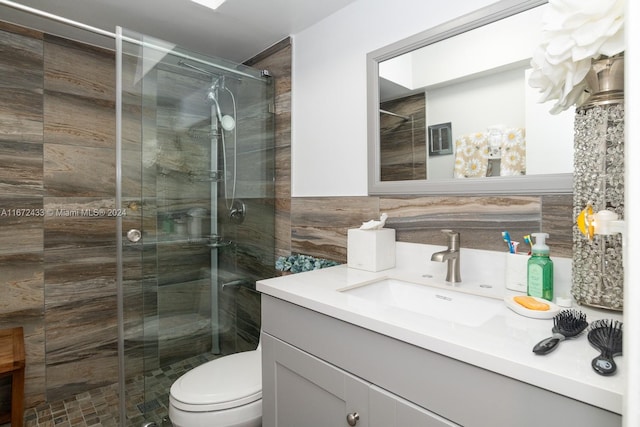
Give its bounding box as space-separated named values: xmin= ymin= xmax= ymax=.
xmin=347 ymin=228 xmax=396 ymax=272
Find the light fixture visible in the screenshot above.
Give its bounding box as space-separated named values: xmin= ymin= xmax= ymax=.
xmin=190 ymin=0 xmax=227 ymax=10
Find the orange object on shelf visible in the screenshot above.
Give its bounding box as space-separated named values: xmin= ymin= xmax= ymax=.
xmin=0 ymin=327 xmax=25 ymax=426
xmin=513 ymin=295 xmax=550 ymax=311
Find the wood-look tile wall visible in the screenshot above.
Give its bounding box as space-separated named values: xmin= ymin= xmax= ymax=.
xmin=289 ymin=195 xmax=573 ymax=262
xmin=43 ymin=33 xmax=119 ymax=400
xmin=246 ymin=39 xmax=292 ymax=261
xmin=0 ymin=22 xmax=118 ymax=406
xmin=380 ymin=93 xmax=427 ymax=181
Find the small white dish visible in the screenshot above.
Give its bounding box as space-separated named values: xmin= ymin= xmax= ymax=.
xmin=504 ymin=295 xmax=561 ymax=319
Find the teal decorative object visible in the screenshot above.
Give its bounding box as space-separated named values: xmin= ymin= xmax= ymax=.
xmin=275 ymin=254 xmax=339 ymax=274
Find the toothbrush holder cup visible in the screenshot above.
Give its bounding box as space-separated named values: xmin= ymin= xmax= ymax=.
xmin=505 ymin=253 xmax=529 ymax=293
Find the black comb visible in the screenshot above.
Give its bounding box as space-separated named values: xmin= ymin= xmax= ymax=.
xmin=533 ymin=309 xmax=588 ymax=355
xmin=588 ymin=319 xmax=623 ymax=376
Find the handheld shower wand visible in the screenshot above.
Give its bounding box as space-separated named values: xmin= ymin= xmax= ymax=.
xmin=206 ymin=86 xmax=236 ymax=131
xmin=205 ymin=78 xmax=242 ymax=222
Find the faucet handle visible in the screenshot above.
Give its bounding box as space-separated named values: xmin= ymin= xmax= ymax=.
xmin=440 ymin=229 xmax=460 ymax=250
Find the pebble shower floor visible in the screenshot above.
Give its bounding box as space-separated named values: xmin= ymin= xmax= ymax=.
xmin=1 ymin=352 xmax=217 ymax=427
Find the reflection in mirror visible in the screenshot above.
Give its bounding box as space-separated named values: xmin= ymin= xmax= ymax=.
xmin=380 ymin=93 xmax=426 ymax=181
xmin=368 ymin=0 xmax=575 ymax=195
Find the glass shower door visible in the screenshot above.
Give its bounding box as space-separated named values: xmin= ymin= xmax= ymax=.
xmin=116 ymin=28 xmax=275 ymax=426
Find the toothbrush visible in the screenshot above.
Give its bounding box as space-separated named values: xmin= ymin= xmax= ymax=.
xmin=502 ymin=231 xmax=514 ymax=253
xmin=523 ymin=235 xmax=532 ymax=255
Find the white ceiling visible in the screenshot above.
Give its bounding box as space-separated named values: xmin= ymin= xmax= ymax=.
xmin=0 ymin=0 xmax=357 ymax=63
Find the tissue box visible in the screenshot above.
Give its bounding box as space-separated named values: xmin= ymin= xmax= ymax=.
xmin=347 ymin=228 xmax=396 ymax=272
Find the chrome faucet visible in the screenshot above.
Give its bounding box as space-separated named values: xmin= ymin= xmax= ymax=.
xmin=430 ymin=229 xmax=461 ymax=283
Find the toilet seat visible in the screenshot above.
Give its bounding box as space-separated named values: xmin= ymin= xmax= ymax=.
xmin=170 ymin=349 xmax=261 ymax=412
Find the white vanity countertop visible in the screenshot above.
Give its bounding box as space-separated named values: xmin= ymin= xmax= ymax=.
xmin=257 ymin=244 xmax=624 ymax=415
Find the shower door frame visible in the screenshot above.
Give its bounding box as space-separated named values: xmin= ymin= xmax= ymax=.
xmin=116 ymin=26 xmax=275 ymax=426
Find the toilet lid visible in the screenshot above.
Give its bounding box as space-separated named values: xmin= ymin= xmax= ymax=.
xmin=170 ymin=349 xmax=262 ymax=411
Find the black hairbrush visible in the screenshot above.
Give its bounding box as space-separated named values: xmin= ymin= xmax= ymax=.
xmin=588 ymin=319 xmax=623 ymax=376
xmin=533 ymin=309 xmax=588 ymax=355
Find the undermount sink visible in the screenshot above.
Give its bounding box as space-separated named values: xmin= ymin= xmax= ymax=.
xmin=340 ymin=278 xmax=503 ymax=327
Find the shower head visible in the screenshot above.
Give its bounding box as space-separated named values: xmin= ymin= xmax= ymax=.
xmin=205 ymin=86 xmax=236 ymax=131
xmin=219 ymin=114 xmax=236 ymax=131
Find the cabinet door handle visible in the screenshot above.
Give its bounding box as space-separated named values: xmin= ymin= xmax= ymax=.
xmin=346 ymin=412 xmax=360 ymax=426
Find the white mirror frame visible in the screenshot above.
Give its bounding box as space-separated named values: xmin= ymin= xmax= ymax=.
xmin=367 ymin=0 xmax=573 ymax=196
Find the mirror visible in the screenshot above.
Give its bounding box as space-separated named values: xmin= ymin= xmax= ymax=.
xmin=367 ymin=0 xmax=574 ymax=195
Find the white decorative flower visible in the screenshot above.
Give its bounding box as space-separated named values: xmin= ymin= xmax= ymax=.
xmin=471 ymin=132 xmax=486 ymax=144
xmin=463 ymin=143 xmax=476 ymax=157
xmin=503 ymin=150 xmax=522 ymax=167
xmin=465 ymin=158 xmax=483 ymax=176
xmin=503 ymin=129 xmax=523 ymax=147
xmin=528 ymin=0 xmax=624 ymax=114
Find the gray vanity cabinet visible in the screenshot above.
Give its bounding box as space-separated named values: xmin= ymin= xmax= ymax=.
xmin=260 ymin=294 xmax=622 ymax=427
xmin=262 ymin=332 xmax=459 ymax=427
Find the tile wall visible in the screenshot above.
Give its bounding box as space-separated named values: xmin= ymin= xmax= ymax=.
xmin=288 ymin=194 xmax=573 ymax=262
xmin=380 ymin=93 xmax=427 ymax=181
xmin=0 ymin=22 xmax=117 ymax=407
xmin=246 ymin=39 xmax=293 ymax=262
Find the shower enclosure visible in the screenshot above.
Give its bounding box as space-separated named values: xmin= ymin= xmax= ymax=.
xmin=116 ymin=28 xmax=275 ymax=425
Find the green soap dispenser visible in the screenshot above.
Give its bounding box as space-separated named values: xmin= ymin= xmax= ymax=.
xmin=527 ymin=232 xmax=554 ymax=301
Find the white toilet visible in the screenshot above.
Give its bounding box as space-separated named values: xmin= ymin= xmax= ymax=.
xmin=169 ymin=347 xmax=262 ymax=427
